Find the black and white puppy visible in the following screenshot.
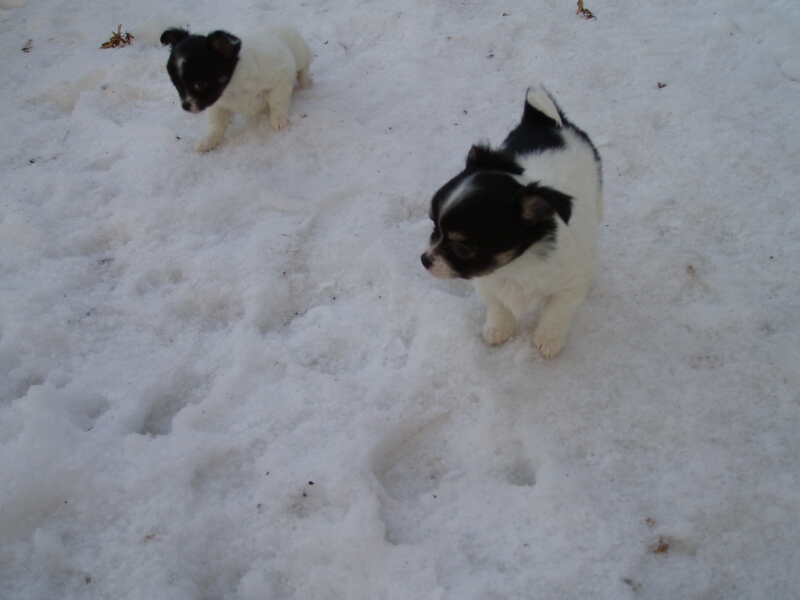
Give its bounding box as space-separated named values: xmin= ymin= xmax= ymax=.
xmin=421 ymin=86 xmax=603 ymax=358
xmin=160 ymin=25 xmax=313 ymax=152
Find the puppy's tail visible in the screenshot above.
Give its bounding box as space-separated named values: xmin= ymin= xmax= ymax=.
xmin=524 ymin=85 xmax=564 ymax=127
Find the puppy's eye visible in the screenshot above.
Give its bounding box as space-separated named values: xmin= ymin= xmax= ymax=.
xmin=452 ymin=242 xmax=476 ymax=260
xmin=193 ymin=81 xmax=208 ymax=91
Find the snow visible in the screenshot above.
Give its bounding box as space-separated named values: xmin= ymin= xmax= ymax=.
xmin=1 ymin=0 xmax=799 ymax=598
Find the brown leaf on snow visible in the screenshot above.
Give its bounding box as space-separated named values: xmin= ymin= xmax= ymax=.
xmin=577 ymin=0 xmax=596 ymax=20
xmin=653 ymin=537 xmax=670 ymax=553
xmin=101 ymin=25 xmax=134 ymax=49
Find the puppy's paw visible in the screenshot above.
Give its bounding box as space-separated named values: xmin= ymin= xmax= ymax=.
xmin=270 ymin=114 xmax=290 ymax=131
xmin=483 ymin=322 xmax=515 ymax=346
xmin=533 ymin=329 xmax=566 ymax=359
xmin=194 ymin=136 xmax=222 ymax=153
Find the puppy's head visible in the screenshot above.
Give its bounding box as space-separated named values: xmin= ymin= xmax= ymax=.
xmin=421 ymin=145 xmax=573 ymax=280
xmin=160 ymin=28 xmax=241 ymax=113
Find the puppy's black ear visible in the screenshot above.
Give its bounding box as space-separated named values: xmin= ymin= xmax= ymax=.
xmin=519 ymin=184 xmax=573 ymax=224
xmin=466 ymin=144 xmax=524 ymax=175
xmin=208 ymin=30 xmax=242 ymax=59
xmin=160 ymin=28 xmax=190 ymax=48
xmin=466 ymin=144 xmax=492 ymax=167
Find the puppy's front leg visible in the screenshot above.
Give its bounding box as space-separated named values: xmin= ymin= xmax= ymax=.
xmin=533 ymin=285 xmax=590 ymax=358
xmin=475 ymin=279 xmax=517 ymax=346
xmin=267 ymin=78 xmax=294 ymax=130
xmin=195 ymin=106 xmax=232 ymax=152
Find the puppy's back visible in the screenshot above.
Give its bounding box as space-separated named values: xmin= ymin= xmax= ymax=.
xmin=245 ymin=25 xmax=312 ymax=72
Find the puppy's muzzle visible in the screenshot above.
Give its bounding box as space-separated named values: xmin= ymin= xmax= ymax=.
xmin=182 ymin=101 xmax=204 ymax=113
xmin=421 ymin=251 xmax=457 ymax=279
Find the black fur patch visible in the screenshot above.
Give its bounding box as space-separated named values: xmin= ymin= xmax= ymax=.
xmin=160 ymin=28 xmax=190 ymax=48
xmin=465 ymin=144 xmax=523 ymax=175
xmin=208 ymin=30 xmax=242 ymax=59
xmin=501 ymin=94 xmax=565 ymax=155
xmin=521 ymin=183 xmax=573 ymax=224
xmin=161 ymin=29 xmax=241 ymax=112
xmin=426 ymin=171 xmax=561 ymax=279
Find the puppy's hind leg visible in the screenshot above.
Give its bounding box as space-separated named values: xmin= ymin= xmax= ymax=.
xmin=267 ymin=77 xmax=295 ymax=130
xmin=195 ymin=107 xmax=232 ymax=152
xmin=475 ymin=279 xmax=517 ymax=346
xmin=533 ymin=285 xmax=590 ymax=358
xmin=297 ymin=67 xmax=312 ymax=89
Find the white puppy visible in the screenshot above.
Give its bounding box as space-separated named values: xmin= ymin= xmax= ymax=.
xmin=161 ymin=25 xmax=313 ymax=152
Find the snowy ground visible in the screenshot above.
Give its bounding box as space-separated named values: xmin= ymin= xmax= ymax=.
xmin=1 ymin=0 xmax=799 ymax=598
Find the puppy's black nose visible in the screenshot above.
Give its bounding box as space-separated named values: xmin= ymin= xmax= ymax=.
xmin=421 ymin=253 xmax=432 ymax=269
xmin=181 ymin=101 xmax=192 ymax=111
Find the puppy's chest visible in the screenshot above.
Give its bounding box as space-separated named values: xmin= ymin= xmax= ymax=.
xmin=217 ymin=87 xmax=270 ymax=116
xmin=486 ymin=275 xmax=543 ymax=315
xmin=481 ymin=254 xmax=568 ymax=315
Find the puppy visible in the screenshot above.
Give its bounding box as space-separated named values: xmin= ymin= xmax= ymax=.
xmin=421 ymin=86 xmax=603 ymax=358
xmin=160 ymin=25 xmax=313 ymax=152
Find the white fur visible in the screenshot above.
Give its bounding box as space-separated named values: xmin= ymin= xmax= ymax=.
xmin=439 ymin=176 xmax=477 ymax=218
xmin=195 ymin=25 xmax=313 ymax=152
xmin=426 ymin=255 xmax=458 ymax=279
xmin=478 ymin=126 xmax=603 ymax=358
